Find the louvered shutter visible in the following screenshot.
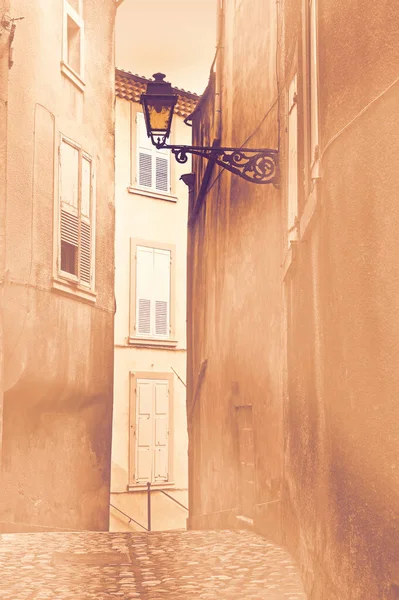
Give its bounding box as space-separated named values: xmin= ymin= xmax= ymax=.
xmin=154 ymin=381 xmax=169 ymax=481
xmin=136 ymin=246 xmax=153 ymax=336
xmin=135 ymin=380 xmax=153 ymax=482
xmin=153 ymin=249 xmax=171 ymax=337
xmin=137 ymin=112 xmax=153 ymax=188
xmin=60 ymin=141 xmax=79 ymax=274
xmin=80 ymin=156 xmax=92 ymax=285
xmin=155 ymin=148 xmax=170 ymax=193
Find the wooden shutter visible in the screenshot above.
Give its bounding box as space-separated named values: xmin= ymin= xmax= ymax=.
xmin=134 ymin=378 xmax=170 ymax=483
xmin=60 ymin=140 xmax=79 ymax=273
xmin=135 ymin=380 xmax=153 ymax=482
xmin=153 ymin=249 xmax=171 ymax=337
xmin=309 ymin=0 xmax=319 ymax=161
xmin=155 ymin=149 xmax=170 ymax=193
xmin=287 ymin=74 xmax=298 ymax=243
xmin=136 ymin=246 xmax=153 ymax=336
xmin=137 ymin=112 xmax=153 ymax=188
xmin=80 ymin=155 xmax=92 ymax=285
xmin=154 ymin=381 xmax=169 ymax=481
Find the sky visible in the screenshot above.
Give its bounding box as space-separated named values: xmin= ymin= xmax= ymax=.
xmin=115 ymin=0 xmax=217 ymax=95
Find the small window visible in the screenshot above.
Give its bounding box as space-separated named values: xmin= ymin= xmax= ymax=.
xmin=308 ymin=0 xmax=319 ymax=167
xmin=62 ymin=1 xmax=84 ymax=85
xmin=135 ymin=245 xmax=171 ymax=339
xmin=67 ymin=15 xmax=81 ymax=74
xmin=59 ymin=137 xmax=94 ymax=287
xmin=136 ymin=112 xmax=171 ymax=195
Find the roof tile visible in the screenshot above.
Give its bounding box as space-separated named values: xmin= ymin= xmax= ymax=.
xmin=115 ymin=69 xmax=199 ymax=118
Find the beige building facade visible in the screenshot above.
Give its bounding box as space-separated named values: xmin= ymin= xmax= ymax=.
xmin=187 ymin=1 xmax=399 ymax=599
xmin=110 ymin=70 xmax=198 ymax=532
xmin=0 ymin=0 xmax=118 ymax=531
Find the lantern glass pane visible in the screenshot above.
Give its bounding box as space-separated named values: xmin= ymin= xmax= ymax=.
xmin=147 ymin=103 xmax=172 ymax=133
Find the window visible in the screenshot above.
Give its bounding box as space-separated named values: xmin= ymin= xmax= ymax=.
xmin=287 ymin=74 xmax=298 ymax=244
xmin=62 ymin=1 xmax=84 ymax=88
xmin=132 ymin=243 xmax=171 ymax=340
xmin=308 ymin=0 xmax=319 ymax=170
xmin=129 ymin=373 xmax=173 ymax=486
xmin=136 ymin=112 xmax=171 ymax=194
xmin=58 ymin=137 xmax=94 ymax=288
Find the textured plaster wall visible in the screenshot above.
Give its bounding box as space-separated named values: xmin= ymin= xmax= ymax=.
xmin=110 ymin=97 xmax=190 ymax=531
xmin=188 ymin=0 xmax=399 ymax=598
xmin=282 ymin=0 xmax=399 ymax=598
xmin=188 ymin=0 xmax=283 ymax=538
xmin=1 ymin=0 xmax=116 ymax=531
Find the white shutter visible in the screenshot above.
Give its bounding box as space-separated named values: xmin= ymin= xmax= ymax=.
xmin=136 ymin=246 xmax=154 ymax=336
xmin=60 ymin=141 xmax=79 ymax=273
xmin=153 ymin=249 xmax=171 ymax=337
xmin=60 ymin=209 xmax=79 ymax=246
xmin=287 ymin=74 xmax=298 ymax=244
xmin=60 ymin=140 xmax=79 ymax=209
xmin=154 ymin=381 xmax=169 ymax=481
xmin=309 ymin=0 xmax=319 ymax=161
xmin=155 ymin=148 xmax=170 ymax=193
xmin=80 ymin=156 xmax=92 ymax=285
xmin=137 ymin=112 xmax=153 ymax=188
xmin=135 ymin=380 xmax=153 ymax=482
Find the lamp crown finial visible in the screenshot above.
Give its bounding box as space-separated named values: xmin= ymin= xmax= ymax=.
xmin=153 ymin=72 xmax=166 ymax=82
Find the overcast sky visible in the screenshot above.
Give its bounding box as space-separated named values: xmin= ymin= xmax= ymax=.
xmin=116 ymin=0 xmax=217 ymax=95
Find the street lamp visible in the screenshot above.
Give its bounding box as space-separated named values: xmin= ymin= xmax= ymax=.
xmin=141 ymin=73 xmax=279 ymax=185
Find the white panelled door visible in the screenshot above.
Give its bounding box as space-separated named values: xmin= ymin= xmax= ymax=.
xmin=135 ymin=378 xmax=170 ymax=483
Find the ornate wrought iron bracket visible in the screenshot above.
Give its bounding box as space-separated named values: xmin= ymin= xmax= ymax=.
xmin=160 ymin=144 xmax=279 ymax=185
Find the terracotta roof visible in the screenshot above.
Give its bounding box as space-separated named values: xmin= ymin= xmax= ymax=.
xmin=115 ymin=68 xmax=200 ymax=119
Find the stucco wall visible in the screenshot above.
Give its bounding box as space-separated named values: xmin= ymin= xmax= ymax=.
xmin=1 ymin=0 xmax=116 ymax=531
xmin=110 ymin=95 xmax=190 ymax=531
xmin=188 ymin=0 xmax=399 ymax=598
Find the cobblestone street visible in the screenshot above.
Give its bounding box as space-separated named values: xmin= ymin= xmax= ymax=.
xmin=0 ymin=529 xmax=306 ymax=599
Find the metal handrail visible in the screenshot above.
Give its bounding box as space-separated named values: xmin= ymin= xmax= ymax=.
xmin=110 ymin=503 xmax=148 ymax=531
xmin=159 ymin=489 xmax=189 ymax=511
xmin=111 ymin=485 xmax=189 ymax=534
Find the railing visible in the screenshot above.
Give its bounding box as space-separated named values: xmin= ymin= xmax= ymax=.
xmin=109 ymin=503 xmax=148 ymax=531
xmin=110 ymin=482 xmax=189 ymax=532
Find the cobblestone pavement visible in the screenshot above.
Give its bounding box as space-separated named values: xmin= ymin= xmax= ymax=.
xmin=0 ymin=529 xmax=307 ymax=599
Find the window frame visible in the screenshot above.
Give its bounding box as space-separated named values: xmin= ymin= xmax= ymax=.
xmin=303 ymin=0 xmax=320 ymax=187
xmin=61 ymin=0 xmax=85 ymax=91
xmin=54 ymin=134 xmax=96 ymax=300
xmin=129 ymin=238 xmax=177 ymax=347
xmin=129 ymin=106 xmax=177 ymax=201
xmin=128 ymin=371 xmax=175 ymax=489
xmin=287 ymin=73 xmax=299 ymax=246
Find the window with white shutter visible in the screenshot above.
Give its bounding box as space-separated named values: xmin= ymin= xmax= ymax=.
xmin=309 ymin=0 xmax=319 ymax=166
xmin=132 ymin=376 xmax=170 ymax=484
xmin=135 ymin=245 xmax=171 ymax=339
xmin=287 ymin=74 xmax=298 ymax=245
xmin=136 ymin=112 xmax=171 ymax=194
xmin=59 ymin=137 xmax=94 ymax=288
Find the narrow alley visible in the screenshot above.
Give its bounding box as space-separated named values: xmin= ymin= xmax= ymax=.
xmin=0 ymin=530 xmax=306 ymax=599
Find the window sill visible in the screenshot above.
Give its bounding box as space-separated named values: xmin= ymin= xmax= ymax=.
xmin=128 ymin=336 xmax=178 ymax=349
xmin=128 ymin=186 xmax=177 ymax=203
xmin=60 ymin=61 xmax=85 ymax=92
xmin=52 ymin=278 xmax=96 ymax=304
xmin=128 ymin=482 xmax=176 ymax=492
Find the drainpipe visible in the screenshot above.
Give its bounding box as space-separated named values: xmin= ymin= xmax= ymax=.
xmin=0 ymin=5 xmax=10 ymax=479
